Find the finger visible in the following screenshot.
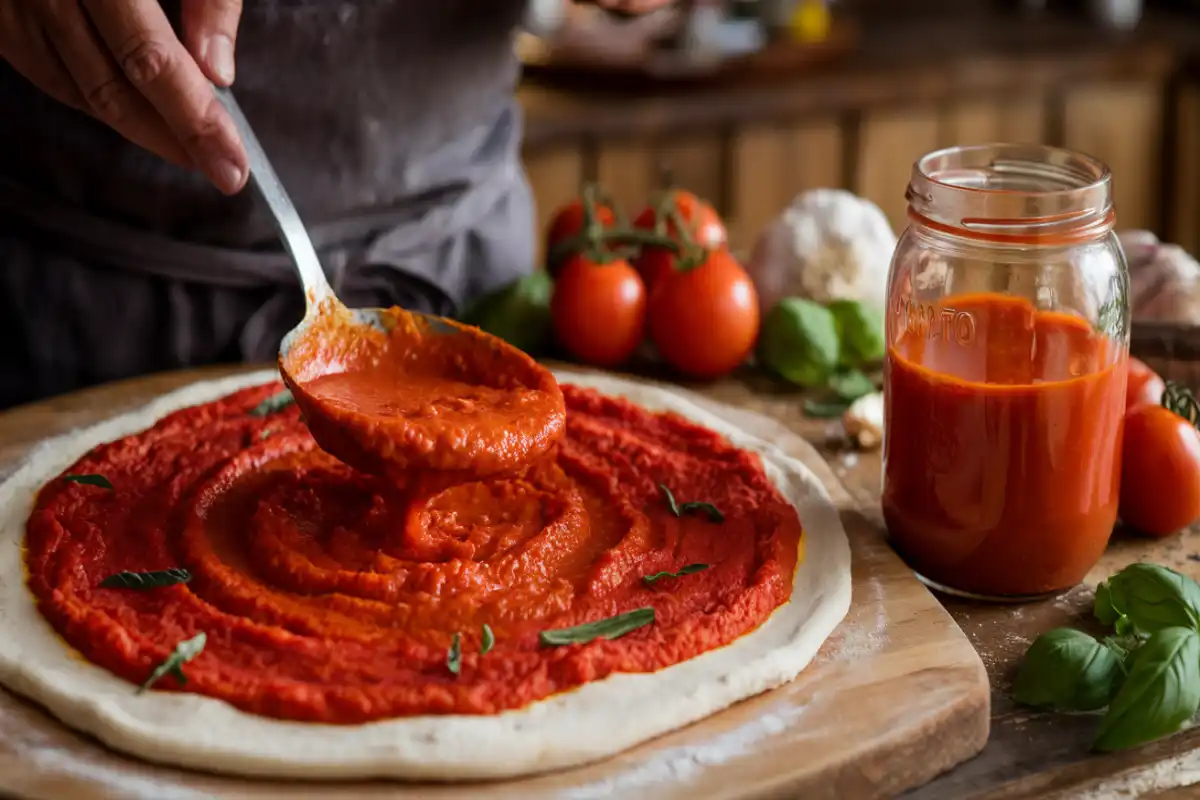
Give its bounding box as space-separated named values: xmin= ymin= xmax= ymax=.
xmin=36 ymin=5 xmax=194 ymax=169
xmin=180 ymin=0 xmax=242 ymax=87
xmin=82 ymin=0 xmax=247 ymax=194
xmin=0 ymin=27 xmax=86 ymax=112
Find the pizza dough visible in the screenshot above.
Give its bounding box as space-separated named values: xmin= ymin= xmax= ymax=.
xmin=0 ymin=368 xmax=851 ymax=781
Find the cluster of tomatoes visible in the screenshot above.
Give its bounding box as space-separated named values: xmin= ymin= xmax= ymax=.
xmin=1120 ymin=358 xmax=1200 ymax=537
xmin=544 ymin=183 xmax=760 ymax=380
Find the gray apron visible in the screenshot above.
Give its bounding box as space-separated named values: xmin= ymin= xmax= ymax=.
xmin=0 ymin=0 xmax=534 ymax=408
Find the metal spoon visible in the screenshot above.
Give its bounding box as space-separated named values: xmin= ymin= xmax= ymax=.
xmin=211 ymin=86 xmax=564 ymax=477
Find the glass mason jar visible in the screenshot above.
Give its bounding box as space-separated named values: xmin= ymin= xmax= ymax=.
xmin=881 ymin=144 xmax=1130 ymax=601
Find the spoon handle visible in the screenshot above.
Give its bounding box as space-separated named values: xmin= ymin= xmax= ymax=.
xmin=212 ymin=85 xmax=333 ymax=307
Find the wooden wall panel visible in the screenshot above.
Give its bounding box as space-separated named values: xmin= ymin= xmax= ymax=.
xmin=595 ymin=141 xmax=657 ymax=217
xmin=939 ymin=96 xmax=1047 ymax=147
xmin=656 ymin=133 xmax=725 ymax=214
xmin=855 ymin=108 xmax=941 ymax=232
xmin=1170 ymin=83 xmax=1200 ymax=258
xmin=523 ymin=146 xmax=584 ymax=267
xmin=729 ymin=118 xmax=843 ymax=248
xmin=1063 ymin=82 xmax=1165 ymax=233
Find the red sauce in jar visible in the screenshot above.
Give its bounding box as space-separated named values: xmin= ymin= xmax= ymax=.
xmin=882 ymin=293 xmax=1127 ymax=598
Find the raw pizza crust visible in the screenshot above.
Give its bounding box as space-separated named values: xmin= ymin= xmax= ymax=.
xmin=0 ymin=368 xmax=852 ymax=781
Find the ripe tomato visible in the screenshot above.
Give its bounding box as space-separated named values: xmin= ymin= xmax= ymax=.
xmin=1126 ymin=357 xmax=1166 ymax=411
xmin=1120 ymin=403 xmax=1200 ymax=537
xmin=551 ymin=254 xmax=646 ymax=368
xmin=632 ymin=190 xmax=727 ymax=290
xmin=647 ymin=249 xmax=759 ymax=380
xmin=545 ymin=198 xmax=616 ymax=273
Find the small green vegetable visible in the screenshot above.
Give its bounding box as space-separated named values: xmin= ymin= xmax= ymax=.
xmin=138 ymin=632 xmax=206 ymax=694
xmin=480 ymin=624 xmax=495 ymax=656
xmin=1094 ymin=627 xmax=1200 ymax=752
xmin=458 ymin=271 xmax=554 ymax=355
xmin=1014 ymin=628 xmax=1123 ymax=712
xmin=249 ymin=389 xmax=294 ymax=417
xmin=63 ymin=474 xmax=114 ymax=490
xmin=447 ymin=633 xmax=462 ymax=676
xmin=540 ymin=608 xmax=655 ymax=647
xmin=1094 ymin=582 xmax=1120 ymax=627
xmin=100 ymin=568 xmax=191 ymax=590
xmin=829 ymin=369 xmax=876 ymax=403
xmin=657 ymin=484 xmax=724 ymax=523
xmin=827 ymin=299 xmax=885 ymax=368
xmin=1099 ymin=564 xmax=1200 ymax=635
xmin=756 ymin=298 xmax=840 ymax=389
xmin=802 ymin=399 xmax=852 ymax=418
xmin=643 ymin=564 xmax=709 ymax=585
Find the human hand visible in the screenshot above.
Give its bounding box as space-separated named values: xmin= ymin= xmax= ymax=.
xmin=589 ymin=0 xmax=677 ymax=14
xmin=0 ymin=0 xmax=249 ymax=194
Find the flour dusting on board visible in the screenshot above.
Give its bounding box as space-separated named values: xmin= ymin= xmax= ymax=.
xmin=556 ymin=702 xmax=809 ymax=799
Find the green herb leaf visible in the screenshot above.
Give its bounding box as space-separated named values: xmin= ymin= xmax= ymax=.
xmin=757 ymin=298 xmax=841 ymax=389
xmin=1095 ymin=582 xmax=1120 ymax=627
xmin=480 ymin=624 xmax=495 ymax=656
xmin=658 ymin=485 xmax=723 ymax=523
xmin=447 ymin=632 xmax=462 ymax=676
xmin=1094 ymin=627 xmax=1200 ymax=752
xmin=643 ymin=563 xmax=710 ymax=585
xmin=138 ymin=632 xmax=206 ymax=694
xmin=1014 ymin=628 xmax=1124 ymax=712
xmin=829 ymin=369 xmax=876 ymax=403
xmin=540 ymin=607 xmax=655 ymax=647
xmin=827 ymin=299 xmax=885 ymax=368
xmin=63 ymin=474 xmax=114 ymax=490
xmin=100 ymin=568 xmax=191 ymax=590
xmin=1100 ymin=564 xmax=1200 ymax=636
xmin=249 ymin=389 xmax=294 ymax=417
xmin=802 ymin=399 xmax=851 ymax=418
xmin=259 ymin=428 xmax=276 ymax=441
xmin=457 ymin=271 xmax=554 ymax=355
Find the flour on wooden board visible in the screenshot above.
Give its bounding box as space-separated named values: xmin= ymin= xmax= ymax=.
xmin=0 ymin=369 xmax=853 ymax=782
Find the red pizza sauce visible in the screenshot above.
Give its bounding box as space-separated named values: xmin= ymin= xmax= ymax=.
xmin=25 ymin=383 xmax=802 ymax=723
xmin=883 ymin=293 xmax=1126 ymax=598
xmin=280 ymin=302 xmax=566 ymax=480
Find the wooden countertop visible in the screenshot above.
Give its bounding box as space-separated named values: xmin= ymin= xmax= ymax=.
xmin=2 ymin=365 xmax=1200 ymax=798
xmin=519 ymin=10 xmax=1194 ymax=148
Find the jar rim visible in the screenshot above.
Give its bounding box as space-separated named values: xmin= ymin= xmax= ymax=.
xmin=907 ymin=143 xmax=1115 ymax=245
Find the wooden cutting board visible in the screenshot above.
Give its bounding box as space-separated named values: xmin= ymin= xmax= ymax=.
xmin=0 ymin=366 xmax=989 ymax=800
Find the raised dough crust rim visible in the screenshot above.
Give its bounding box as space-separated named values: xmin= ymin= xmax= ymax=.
xmin=0 ymin=369 xmax=852 ymax=782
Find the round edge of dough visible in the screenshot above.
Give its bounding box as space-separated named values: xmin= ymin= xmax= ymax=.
xmin=0 ymin=368 xmax=853 ymax=782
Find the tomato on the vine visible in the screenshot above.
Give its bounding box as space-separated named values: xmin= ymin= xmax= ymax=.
xmin=1120 ymin=390 xmax=1200 ymax=537
xmin=551 ymin=254 xmax=646 ymax=368
xmin=632 ymin=190 xmax=727 ymax=290
xmin=1126 ymin=357 xmax=1166 ymax=411
xmin=647 ymin=249 xmax=759 ymax=380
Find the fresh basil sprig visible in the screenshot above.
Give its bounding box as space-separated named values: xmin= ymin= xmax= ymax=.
xmin=658 ymin=485 xmax=724 ymax=523
xmin=643 ymin=563 xmax=709 ymax=586
xmin=63 ymin=474 xmax=114 ymax=490
xmin=447 ymin=633 xmax=462 ymax=676
xmin=249 ymin=389 xmax=294 ymax=417
xmin=1015 ymin=563 xmax=1200 ymax=752
xmin=100 ymin=568 xmax=192 ymax=590
xmin=480 ymin=624 xmax=495 ymax=656
xmin=540 ymin=608 xmax=655 ymax=647
xmin=138 ymin=632 xmax=206 ymax=694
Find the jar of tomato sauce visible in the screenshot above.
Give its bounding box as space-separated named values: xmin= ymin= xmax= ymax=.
xmin=882 ymin=144 xmax=1130 ymax=600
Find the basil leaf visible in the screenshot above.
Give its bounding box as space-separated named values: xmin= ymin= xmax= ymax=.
xmin=540 ymin=607 xmax=655 ymax=647
xmin=1095 ymin=582 xmax=1121 ymax=627
xmin=63 ymin=474 xmax=114 ymax=490
xmin=1094 ymin=627 xmax=1200 ymax=752
xmin=802 ymin=399 xmax=851 ymax=418
xmin=829 ymin=369 xmax=876 ymax=403
xmin=657 ymin=485 xmax=724 ymax=523
xmin=457 ymin=271 xmax=554 ymax=355
xmin=480 ymin=624 xmax=494 ymax=656
xmin=138 ymin=632 xmax=206 ymax=694
xmin=447 ymin=632 xmax=462 ymax=676
xmin=757 ymin=298 xmax=840 ymax=389
xmin=1014 ymin=628 xmax=1123 ymax=712
xmin=643 ymin=563 xmax=710 ymax=585
xmin=249 ymin=389 xmax=294 ymax=417
xmin=1101 ymin=564 xmax=1200 ymax=635
xmin=827 ymin=299 xmax=885 ymax=368
xmin=100 ymin=568 xmax=191 ymax=590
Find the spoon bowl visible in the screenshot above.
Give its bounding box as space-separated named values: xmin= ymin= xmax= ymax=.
xmin=214 ymin=86 xmax=566 ymax=479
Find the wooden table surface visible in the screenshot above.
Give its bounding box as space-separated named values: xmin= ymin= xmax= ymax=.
xmin=3 ymin=364 xmax=1200 ymax=799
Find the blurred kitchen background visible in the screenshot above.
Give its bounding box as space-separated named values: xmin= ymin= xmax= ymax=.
xmin=515 ymin=0 xmax=1200 ymax=263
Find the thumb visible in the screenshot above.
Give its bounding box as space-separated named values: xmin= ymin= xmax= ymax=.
xmin=181 ymin=0 xmax=244 ymax=87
